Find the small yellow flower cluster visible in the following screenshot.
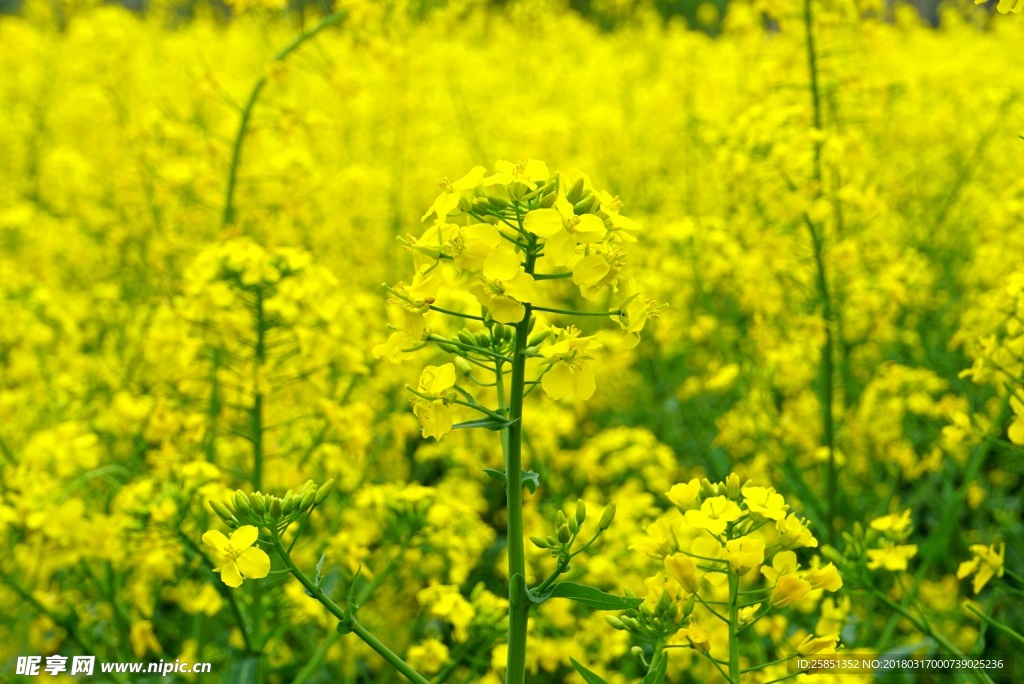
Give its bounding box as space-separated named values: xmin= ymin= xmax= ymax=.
xmin=866 ymin=509 xmax=918 ymax=572
xmin=616 ymin=474 xmax=842 ymax=672
xmin=377 ymin=160 xmax=661 ymax=439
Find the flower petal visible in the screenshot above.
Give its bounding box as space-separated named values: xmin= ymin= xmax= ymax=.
xmin=229 ymin=525 xmax=259 ymax=552
xmin=220 ymin=562 xmax=244 ymax=588
xmin=236 ymin=547 xmax=271 ymax=580
xmin=202 ymin=529 xmax=230 ymax=555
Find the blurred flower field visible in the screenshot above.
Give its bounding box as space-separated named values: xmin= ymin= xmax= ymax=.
xmin=1 ymin=0 xmax=1023 ymax=682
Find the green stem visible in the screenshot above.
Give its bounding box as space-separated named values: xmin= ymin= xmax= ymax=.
xmin=504 ymin=222 xmax=537 ymax=684
xmin=802 ymin=0 xmax=838 ymax=547
xmin=222 ymin=11 xmax=346 ymax=226
xmin=271 ymin=533 xmax=430 ymax=684
xmin=870 ymin=587 xmax=994 ymax=684
xmin=964 ymin=603 xmax=1024 ymax=646
xmin=728 ymin=570 xmax=741 ymax=683
xmin=291 ymin=632 xmax=340 ymax=684
xmin=531 ymin=305 xmax=619 ymax=317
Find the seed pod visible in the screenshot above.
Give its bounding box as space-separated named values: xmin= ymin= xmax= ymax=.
xmin=315 ymin=478 xmax=335 ymax=505
xmin=575 ymin=499 xmax=587 ymax=525
xmin=557 ymin=524 xmax=572 ymax=545
xmin=268 ymin=498 xmax=283 ymax=519
xmin=530 ymin=536 xmax=550 ymax=549
xmin=211 ymin=500 xmax=235 ymax=522
xmin=599 ymin=502 xmax=617 ymax=531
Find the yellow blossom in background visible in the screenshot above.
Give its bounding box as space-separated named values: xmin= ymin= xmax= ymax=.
xmin=957 ymin=542 xmax=1005 ymax=594
xmin=867 ymin=543 xmax=919 ymax=572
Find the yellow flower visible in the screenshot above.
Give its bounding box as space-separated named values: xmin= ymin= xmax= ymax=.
xmin=470 ymin=245 xmax=536 ymax=324
xmin=410 ymin=363 xmax=457 ymax=440
xmin=762 ymin=550 xmax=799 ymax=586
xmin=202 ymin=525 xmax=271 ymax=588
xmin=666 ymin=479 xmax=702 ymax=511
xmin=539 ymin=327 xmax=601 ymax=401
xmin=776 ymin=513 xmax=818 ymax=549
xmin=684 ymin=496 xmax=742 ymax=536
xmin=797 ymin=633 xmax=840 ymax=656
xmin=866 ymin=543 xmax=918 ymax=572
xmin=421 ymin=166 xmax=486 ymax=221
xmin=804 ymin=562 xmax=843 ymax=592
xmin=524 ymin=194 xmax=606 ymax=267
xmin=956 ymin=542 xmax=1005 ymax=594
xmin=741 ymin=484 xmax=788 ymax=521
xmin=407 ymin=638 xmax=450 ymax=674
xmin=869 ymin=509 xmax=913 ymax=537
xmin=771 ymin=573 xmax=812 ymax=608
xmin=572 ymin=248 xmax=627 ymax=301
xmin=725 ymin=536 xmax=765 ymax=575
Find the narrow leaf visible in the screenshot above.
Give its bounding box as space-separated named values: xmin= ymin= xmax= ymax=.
xmin=452 ymin=417 xmax=511 ymax=431
xmin=483 ymin=468 xmax=507 ymax=483
xmin=641 ymin=655 xmax=668 ymax=684
xmin=530 ymin=582 xmax=643 ymax=610
xmin=569 ymin=658 xmax=610 ymax=684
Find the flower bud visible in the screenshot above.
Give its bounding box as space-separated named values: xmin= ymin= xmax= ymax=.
xmin=475 ymin=332 xmax=491 ymax=348
xmin=555 ymin=510 xmax=567 ymax=530
xmin=565 ymin=177 xmax=586 ymax=204
xmin=605 ymin=616 xmax=626 ymax=630
xmin=530 ymin=536 xmax=551 ymax=549
xmin=268 ymin=498 xmax=283 ymax=519
xmin=630 ymin=646 xmax=645 ymax=660
xmin=457 ymin=330 xmax=477 ymax=346
xmin=538 ymin=192 xmax=556 ymax=208
xmin=700 ymin=478 xmax=717 ymax=497
xmin=575 ymin=499 xmax=587 ymax=525
xmin=300 ymin=491 xmax=316 ymax=512
xmin=568 ymin=516 xmax=579 ymax=535
xmin=527 ymin=330 xmax=550 ymax=347
xmin=726 ymin=473 xmax=741 ymax=499
xmin=573 ymin=194 xmax=596 ymax=215
xmin=683 ymin=594 xmax=697 ymax=617
xmin=234 ymin=490 xmax=252 ymax=514
xmin=211 ymin=500 xmax=235 ymax=522
xmin=454 ymin=356 xmax=472 ymax=374
xmin=557 ymin=524 xmax=572 ymax=544
xmin=599 ymin=502 xmax=617 ymax=531
xmin=486 ymin=195 xmax=508 ymax=210
xmin=315 ymin=479 xmax=335 ymax=505
xmin=622 ymin=616 xmax=642 ymax=631
xmin=249 ymin=492 xmax=266 ymax=516
xmin=623 ymin=586 xmax=637 ymax=599
xmin=282 ymin=493 xmax=296 ymax=517
xmin=546 ymin=536 xmax=558 ymax=547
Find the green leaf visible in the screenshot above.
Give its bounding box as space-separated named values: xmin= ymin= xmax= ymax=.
xmin=641 ymin=655 xmax=668 ymax=684
xmin=483 ymin=468 xmax=506 ymax=484
xmin=522 ymin=469 xmax=540 ymax=494
xmin=569 ymin=658 xmax=609 ymax=684
xmin=529 ymin=582 xmax=643 ymax=610
xmin=452 ymin=417 xmax=511 ymax=431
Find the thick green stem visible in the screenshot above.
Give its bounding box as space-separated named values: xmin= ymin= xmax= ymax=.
xmin=504 ymin=233 xmax=537 ymax=684
xmin=728 ymin=570 xmax=741 ymax=683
